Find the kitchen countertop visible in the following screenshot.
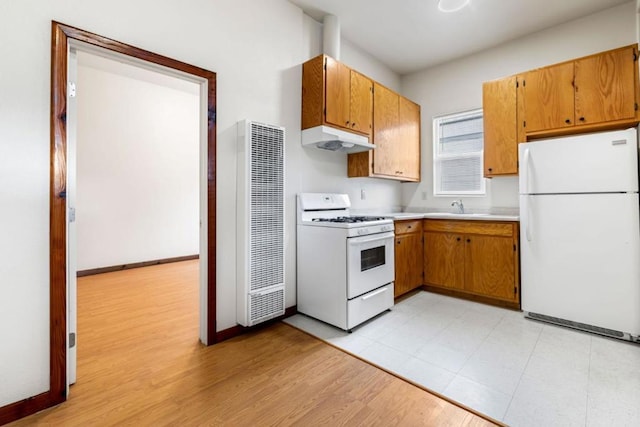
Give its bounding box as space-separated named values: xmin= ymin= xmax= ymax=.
xmin=380 ymin=212 xmax=426 ymax=220
xmin=420 ymin=212 xmax=520 ymax=221
xmin=375 ymin=211 xmax=520 ymax=222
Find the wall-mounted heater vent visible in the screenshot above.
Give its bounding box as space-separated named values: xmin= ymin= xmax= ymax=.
xmin=237 ymin=120 xmax=285 ymax=326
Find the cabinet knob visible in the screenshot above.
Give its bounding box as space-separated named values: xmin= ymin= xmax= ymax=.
xmin=397 ymin=240 xmax=401 ymax=245
xmin=488 ymin=167 xmax=493 ymax=172
xmin=345 ymin=120 xmax=350 ymax=125
xmin=351 ymin=122 xmax=356 ymax=127
xmin=466 ymin=238 xmax=471 ymax=243
xmin=579 ymin=117 xmax=585 ymax=122
xmin=456 ymin=237 xmax=461 ymax=241
xmin=407 ymin=225 xmax=412 ymax=229
xmin=565 ymin=119 xmax=571 ymax=124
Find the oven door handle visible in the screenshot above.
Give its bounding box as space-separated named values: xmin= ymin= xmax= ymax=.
xmin=347 ymin=231 xmax=395 ymax=246
xmin=361 ymin=287 xmax=388 ymax=300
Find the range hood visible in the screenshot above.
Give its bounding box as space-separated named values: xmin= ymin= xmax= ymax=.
xmin=301 ymin=125 xmax=375 ymax=153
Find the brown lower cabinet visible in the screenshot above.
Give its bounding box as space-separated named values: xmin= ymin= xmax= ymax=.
xmin=423 ymin=219 xmax=520 ymax=308
xmin=393 ymin=220 xmax=424 ymax=297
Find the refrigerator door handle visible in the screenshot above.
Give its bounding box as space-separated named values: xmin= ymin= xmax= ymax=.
xmin=524 ymin=195 xmax=531 ymax=242
xmin=522 ymin=147 xmax=531 ymax=194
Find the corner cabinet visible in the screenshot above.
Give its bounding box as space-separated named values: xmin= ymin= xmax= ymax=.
xmin=302 ymin=55 xmax=373 ymax=137
xmin=348 ymin=83 xmax=421 ymax=182
xmin=394 ymin=220 xmax=424 ymax=298
xmin=423 ymin=219 xmax=520 ymax=308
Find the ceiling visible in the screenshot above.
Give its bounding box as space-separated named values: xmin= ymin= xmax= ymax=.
xmin=289 ymin=0 xmax=633 ymax=74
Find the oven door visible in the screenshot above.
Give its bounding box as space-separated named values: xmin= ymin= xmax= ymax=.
xmin=346 ymin=231 xmax=395 ymax=299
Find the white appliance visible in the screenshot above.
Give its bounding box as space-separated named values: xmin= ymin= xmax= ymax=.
xmin=519 ymin=127 xmax=640 ymax=342
xmin=297 ymin=193 xmax=395 ymax=331
xmin=301 ymin=125 xmax=375 ymax=153
xmin=236 ymin=120 xmax=285 ymax=326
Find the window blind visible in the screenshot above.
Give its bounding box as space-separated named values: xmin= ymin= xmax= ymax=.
xmin=433 ymin=109 xmax=485 ymax=195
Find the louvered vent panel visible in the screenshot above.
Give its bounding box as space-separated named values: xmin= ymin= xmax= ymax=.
xmin=249 ymin=123 xmax=284 ymax=292
xmin=250 ymin=288 xmax=285 ymax=324
xmin=237 ymin=120 xmax=285 ymax=327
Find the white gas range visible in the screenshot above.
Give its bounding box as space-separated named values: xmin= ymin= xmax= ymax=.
xmin=296 ymin=193 xmax=395 ymax=331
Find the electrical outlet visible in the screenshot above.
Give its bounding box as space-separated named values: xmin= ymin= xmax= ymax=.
xmin=361 ymin=188 xmax=366 ymax=200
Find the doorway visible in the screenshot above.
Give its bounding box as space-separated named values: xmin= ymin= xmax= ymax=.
xmin=49 ymin=22 xmax=217 ymax=408
xmin=67 ymin=47 xmax=202 ymax=385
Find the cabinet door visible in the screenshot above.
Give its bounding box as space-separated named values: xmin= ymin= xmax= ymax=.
xmin=464 ymin=234 xmax=516 ymax=302
xmin=522 ymin=62 xmax=575 ymax=132
xmin=483 ymin=76 xmax=518 ymax=176
xmin=424 ymin=231 xmax=464 ymax=290
xmin=575 ymin=46 xmax=637 ymax=126
xmin=325 ymin=57 xmax=351 ymax=129
xmin=394 ymin=233 xmax=424 ymax=297
xmin=301 ymin=55 xmax=325 ymax=130
xmin=350 ymin=71 xmax=373 ymax=135
xmin=398 ymin=96 xmax=421 ymax=181
xmin=372 ymin=83 xmax=400 ymax=176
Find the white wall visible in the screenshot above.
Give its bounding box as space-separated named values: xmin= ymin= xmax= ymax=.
xmin=0 ymin=0 xmax=401 ymax=407
xmin=76 ymin=52 xmax=200 ymax=271
xmin=401 ymin=1 xmax=637 ymax=211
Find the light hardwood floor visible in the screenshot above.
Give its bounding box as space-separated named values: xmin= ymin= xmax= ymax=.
xmin=9 ymin=260 xmax=498 ymax=426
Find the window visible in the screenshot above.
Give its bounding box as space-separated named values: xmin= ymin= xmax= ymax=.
xmin=433 ymin=109 xmax=485 ymax=196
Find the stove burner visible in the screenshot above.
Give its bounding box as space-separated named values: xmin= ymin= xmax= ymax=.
xmin=312 ymin=216 xmax=387 ymax=223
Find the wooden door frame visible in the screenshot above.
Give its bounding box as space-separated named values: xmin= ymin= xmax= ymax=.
xmin=0 ymin=21 xmax=217 ymax=425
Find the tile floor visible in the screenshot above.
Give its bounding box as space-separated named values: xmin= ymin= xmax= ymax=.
xmin=284 ymin=291 xmax=640 ymax=426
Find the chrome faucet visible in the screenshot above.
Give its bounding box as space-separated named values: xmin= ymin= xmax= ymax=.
xmin=451 ymin=199 xmax=464 ymax=214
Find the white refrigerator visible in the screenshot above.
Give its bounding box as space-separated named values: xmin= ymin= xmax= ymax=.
xmin=519 ymin=127 xmax=640 ymax=341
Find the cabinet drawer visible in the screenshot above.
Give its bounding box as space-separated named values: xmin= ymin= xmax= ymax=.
xmin=424 ymin=219 xmax=514 ymax=237
xmin=395 ymin=220 xmax=423 ymax=235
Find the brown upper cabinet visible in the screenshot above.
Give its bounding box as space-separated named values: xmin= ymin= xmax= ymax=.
xmin=301 ymin=54 xmax=421 ymax=182
xmin=302 ymin=55 xmax=373 ymax=136
xmin=348 ymin=83 xmax=421 ymax=182
xmin=398 ymin=96 xmax=421 ymax=180
xmin=522 ymin=62 xmax=575 ymax=132
xmin=574 ymin=46 xmax=637 ymax=126
xmin=349 ymin=70 xmax=374 ymax=134
xmin=483 ymin=75 xmax=520 ymax=176
xmin=369 ymin=83 xmax=399 ymax=177
xmin=482 ymin=44 xmax=639 ymax=177
xmin=523 ymin=45 xmax=639 ymax=136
